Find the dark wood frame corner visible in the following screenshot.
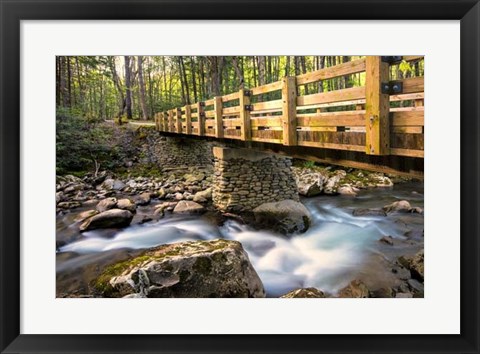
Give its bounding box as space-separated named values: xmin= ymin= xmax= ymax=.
xmin=1 ymin=1 xmax=479 ymax=353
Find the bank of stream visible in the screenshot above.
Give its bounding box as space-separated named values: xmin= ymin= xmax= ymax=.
xmin=56 ymin=180 xmax=423 ymax=298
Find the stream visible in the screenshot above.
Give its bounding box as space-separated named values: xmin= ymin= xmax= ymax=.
xmin=56 ymin=181 xmax=424 ymax=297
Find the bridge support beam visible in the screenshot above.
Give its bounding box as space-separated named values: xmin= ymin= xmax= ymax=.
xmin=212 ymin=147 xmax=299 ymax=212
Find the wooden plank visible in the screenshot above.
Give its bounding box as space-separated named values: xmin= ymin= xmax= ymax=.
xmin=296 ymin=58 xmax=366 ymax=85
xmin=214 ymin=96 xmax=223 ymax=138
xmin=251 ymin=117 xmax=283 ymax=127
xmin=204 ymin=110 xmax=215 ymax=118
xmin=390 ymin=148 xmax=424 ymax=158
xmin=281 ymin=76 xmax=297 ymax=146
xmin=297 ymin=113 xmax=365 ymax=127
xmin=252 ymin=99 xmax=283 ymax=111
xmin=390 ymin=92 xmax=424 ymax=102
xmin=222 ymin=119 xmax=242 ymax=128
xmin=197 ymin=102 xmax=205 ymax=136
xmin=297 ymin=86 xmax=365 ymax=106
xmin=297 ymin=110 xmax=366 ymax=117
xmin=238 ymin=88 xmax=251 ymax=141
xmin=250 ymin=81 xmax=283 ymax=95
xmin=185 ymin=105 xmax=192 ymax=135
xmin=251 ymin=137 xmax=283 ymax=144
xmin=191 ymin=122 xmax=199 ymax=128
xmin=297 ymin=140 xmax=365 ymax=152
xmin=391 ymin=110 xmax=424 ymax=126
xmin=250 ymin=108 xmax=283 ymax=115
xmin=222 ymin=106 xmax=241 ymax=115
xmin=222 ymin=92 xmax=239 ymax=102
xmin=176 ymin=107 xmax=182 ymax=133
xmin=392 ymin=126 xmax=423 ymax=134
xmin=390 ymin=106 xmax=424 ymax=112
xmin=365 ymin=56 xmax=390 ymax=155
xmin=204 ymin=98 xmax=215 ymax=106
xmin=401 ymin=76 xmax=424 ymax=94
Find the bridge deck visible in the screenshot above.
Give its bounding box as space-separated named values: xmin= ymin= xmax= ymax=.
xmin=155 ymin=56 xmax=424 ymax=177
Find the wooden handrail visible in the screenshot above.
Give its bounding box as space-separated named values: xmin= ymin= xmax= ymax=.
xmin=155 ymin=56 xmax=425 ymax=158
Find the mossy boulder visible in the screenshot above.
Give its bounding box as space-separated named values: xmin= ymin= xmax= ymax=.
xmin=95 ymin=239 xmax=265 ymax=298
xmin=252 ymin=199 xmax=311 ymax=235
xmin=80 ymin=209 xmax=133 ymax=231
xmin=280 ymin=287 xmax=325 ymax=298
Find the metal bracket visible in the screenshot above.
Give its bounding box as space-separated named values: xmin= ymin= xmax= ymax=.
xmin=381 ymin=56 xmax=402 ymax=64
xmin=245 ymin=105 xmax=254 ymax=111
xmin=199 ymin=102 xmax=205 ymax=107
xmin=199 ymin=112 xmax=205 ymax=118
xmin=381 ymin=81 xmax=403 ymax=95
xmin=244 ymin=90 xmax=252 ymax=97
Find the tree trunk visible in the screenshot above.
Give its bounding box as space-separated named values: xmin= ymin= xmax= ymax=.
xmin=285 ymin=56 xmax=291 ymax=77
xmin=56 ymin=57 xmax=61 ymax=107
xmin=190 ymin=57 xmax=198 ymax=102
xmin=137 ymin=56 xmax=149 ymax=120
xmin=124 ymin=56 xmax=133 ymax=121
xmin=179 ymin=56 xmax=190 ymax=104
xmin=232 ymin=56 xmax=244 ymax=90
xmin=60 ymin=57 xmax=68 ymax=107
xmin=257 ymin=56 xmax=266 ymax=86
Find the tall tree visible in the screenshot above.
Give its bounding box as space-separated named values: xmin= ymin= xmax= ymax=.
xmin=124 ymin=56 xmax=133 ymax=120
xmin=232 ymin=56 xmax=244 ymax=90
xmin=137 ymin=56 xmax=149 ymax=120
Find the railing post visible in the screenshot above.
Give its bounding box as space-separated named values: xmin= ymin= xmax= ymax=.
xmin=168 ymin=109 xmax=174 ymax=132
xmin=157 ymin=113 xmax=162 ymax=131
xmin=282 ymin=76 xmax=297 ymax=146
xmin=239 ymin=89 xmax=251 ymax=141
xmin=185 ymin=105 xmax=192 ymax=135
xmin=197 ymin=102 xmax=205 ymax=136
xmin=176 ymin=107 xmax=182 ymax=134
xmin=365 ymin=56 xmax=390 ymax=155
xmin=214 ymin=96 xmax=224 ymax=138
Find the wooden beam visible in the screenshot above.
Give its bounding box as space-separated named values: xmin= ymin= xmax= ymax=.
xmin=239 ymin=88 xmax=251 ymax=141
xmin=250 ymin=81 xmax=283 ymax=95
xmin=297 ymin=86 xmax=365 ymax=106
xmin=365 ymin=56 xmax=390 ymax=155
xmin=176 ymin=107 xmax=182 ymax=134
xmin=197 ymin=102 xmax=205 ymax=136
xmin=281 ymin=76 xmax=297 ymax=146
xmin=296 ymin=58 xmax=366 ymax=85
xmin=297 ymin=114 xmax=365 ymax=127
xmin=252 ymin=100 xmax=283 ymax=111
xmin=214 ymin=96 xmax=224 ymax=138
xmin=185 ymin=105 xmax=192 ymax=135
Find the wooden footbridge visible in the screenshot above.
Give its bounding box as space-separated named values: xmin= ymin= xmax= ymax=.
xmin=155 ymin=56 xmax=424 ymax=178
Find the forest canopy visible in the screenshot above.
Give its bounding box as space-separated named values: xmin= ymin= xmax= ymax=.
xmin=56 ymin=56 xmax=424 ymax=121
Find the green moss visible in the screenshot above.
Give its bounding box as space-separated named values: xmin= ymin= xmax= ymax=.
xmin=93 ymin=239 xmax=235 ymax=295
xmin=93 ymin=255 xmax=152 ymax=294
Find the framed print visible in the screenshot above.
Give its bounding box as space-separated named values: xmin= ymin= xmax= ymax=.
xmin=1 ymin=0 xmax=479 ymax=353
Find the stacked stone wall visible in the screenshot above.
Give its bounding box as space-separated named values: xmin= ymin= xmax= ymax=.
xmin=212 ymin=147 xmax=299 ymax=212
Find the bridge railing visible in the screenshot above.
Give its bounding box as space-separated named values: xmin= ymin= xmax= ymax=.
xmin=155 ymin=56 xmax=424 ymax=158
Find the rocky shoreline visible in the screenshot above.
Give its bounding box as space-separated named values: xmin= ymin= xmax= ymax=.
xmin=56 ymin=164 xmax=423 ymax=299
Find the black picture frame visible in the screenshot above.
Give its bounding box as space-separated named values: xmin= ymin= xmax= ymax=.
xmin=1 ymin=0 xmax=479 ymax=353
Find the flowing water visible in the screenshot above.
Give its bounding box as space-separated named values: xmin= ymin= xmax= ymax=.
xmin=57 ymin=181 xmax=424 ymax=297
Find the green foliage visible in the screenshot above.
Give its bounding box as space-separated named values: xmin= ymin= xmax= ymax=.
xmin=303 ymin=160 xmax=316 ymax=169
xmin=56 ymin=107 xmax=123 ymax=174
